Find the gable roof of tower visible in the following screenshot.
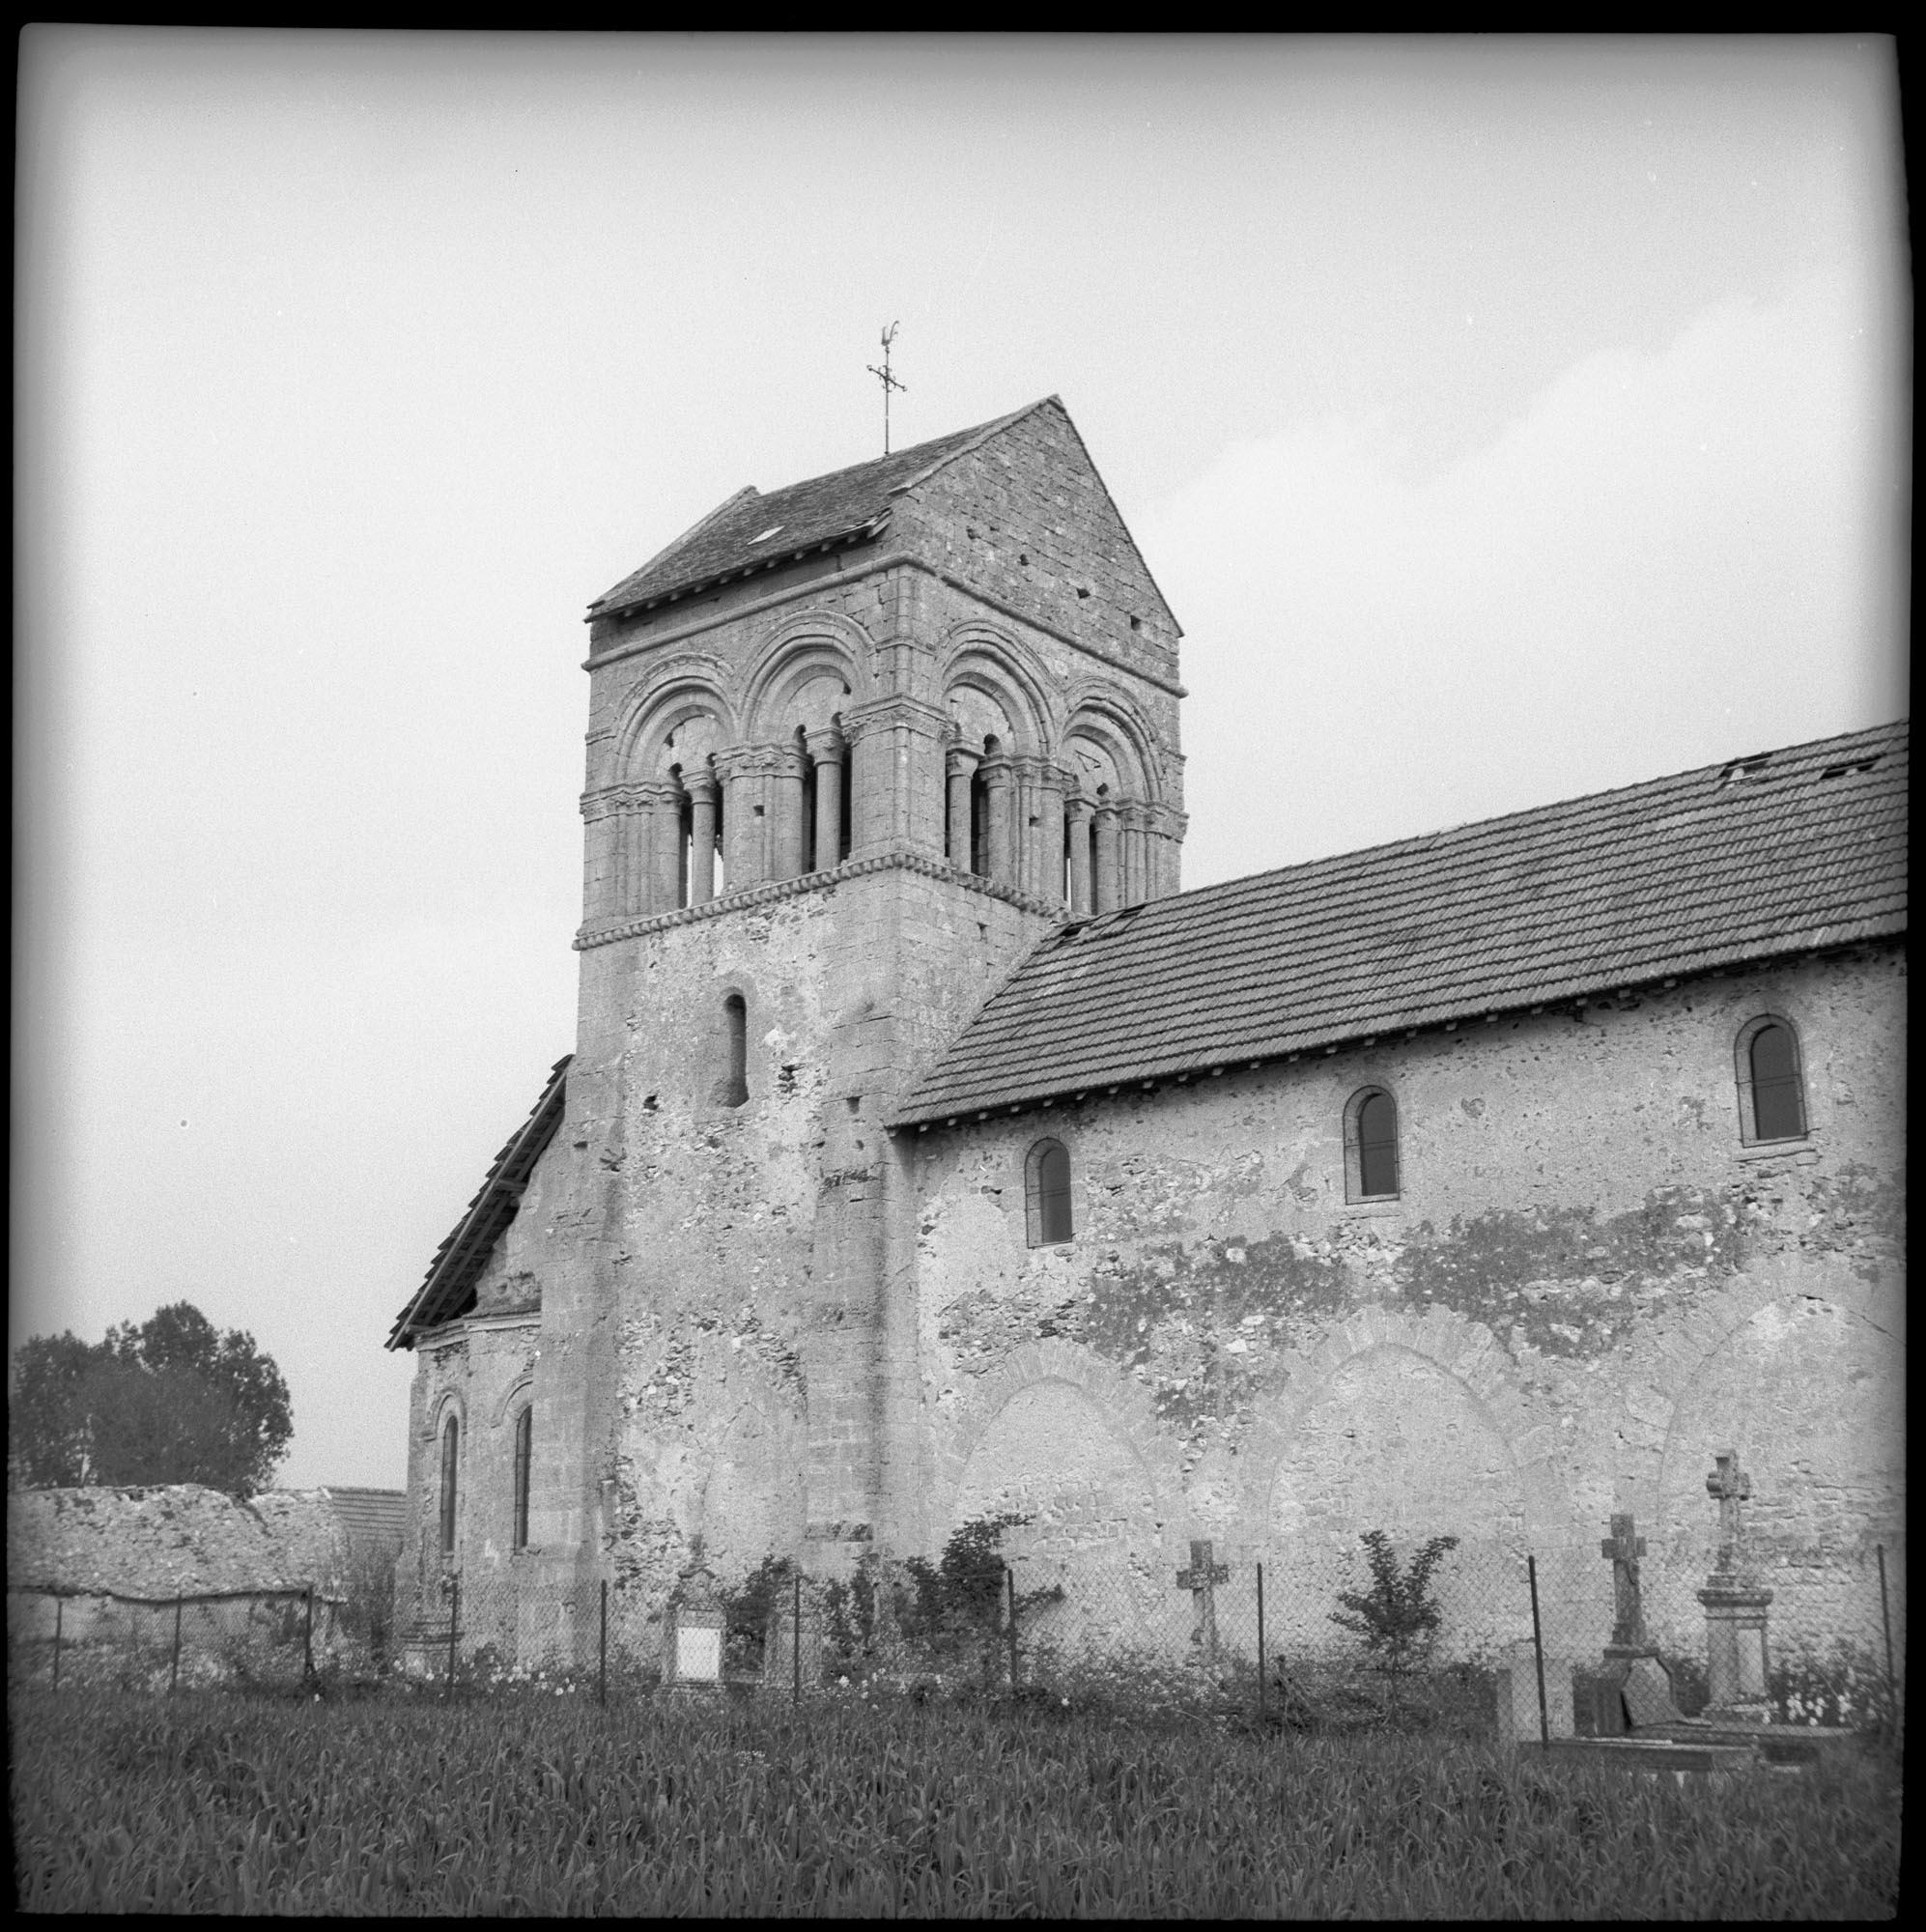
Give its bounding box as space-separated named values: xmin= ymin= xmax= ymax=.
xmin=386 ymin=1056 xmax=572 ymax=1350
xmin=587 ymin=398 xmax=1124 ymax=623
xmin=892 ymin=720 xmax=1909 ymax=1128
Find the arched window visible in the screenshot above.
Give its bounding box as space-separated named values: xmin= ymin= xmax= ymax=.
xmin=718 ymin=993 xmax=750 ymax=1108
xmin=439 ymin=1414 xmax=459 ymax=1555
xmin=512 ymin=1406 xmax=532 ymax=1552
xmin=1737 ymin=1015 xmax=1807 ymax=1143
xmin=1025 ymin=1138 xmax=1074 ymax=1246
xmin=1345 ymin=1088 xmax=1400 ymax=1202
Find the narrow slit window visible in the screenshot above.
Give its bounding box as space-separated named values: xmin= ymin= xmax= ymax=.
xmin=1026 ymin=1138 xmax=1074 ymax=1246
xmin=719 ymin=994 xmax=750 ymax=1108
xmin=439 ymin=1415 xmax=459 ymax=1555
xmin=512 ymin=1406 xmax=532 ymax=1552
xmin=1346 ymin=1089 xmax=1400 ymax=1202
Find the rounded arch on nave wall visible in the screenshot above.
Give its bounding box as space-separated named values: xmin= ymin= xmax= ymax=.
xmin=1636 ymin=1252 xmax=1903 ymax=1660
xmin=694 ymin=1388 xmax=808 ymax=1586
xmin=930 ymin=1341 xmax=1180 ymax=1643
xmin=938 ymin=625 xmax=1054 ymax=759
xmin=614 ymin=664 xmax=740 ymax=781
xmin=1239 ymin=1306 xmax=1571 ymax=1660
xmin=740 ymin=611 xmax=874 ymax=742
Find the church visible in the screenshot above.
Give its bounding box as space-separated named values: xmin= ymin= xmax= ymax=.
xmin=387 ymin=397 xmax=1905 ymax=1682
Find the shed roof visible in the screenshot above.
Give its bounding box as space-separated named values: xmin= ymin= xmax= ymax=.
xmin=386 ymin=1057 xmax=572 ymax=1349
xmin=319 ymin=1488 xmax=408 ymax=1551
xmin=892 ymin=720 xmax=1908 ymax=1127
xmin=587 ymin=402 xmax=1045 ymax=621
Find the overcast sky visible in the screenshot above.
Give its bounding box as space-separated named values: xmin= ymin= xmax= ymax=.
xmin=14 ymin=32 xmax=1908 ymax=1491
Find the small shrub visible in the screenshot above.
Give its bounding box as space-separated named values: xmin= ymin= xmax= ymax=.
xmin=1328 ymin=1530 xmax=1460 ymax=1676
xmin=717 ymin=1555 xmax=793 ymax=1676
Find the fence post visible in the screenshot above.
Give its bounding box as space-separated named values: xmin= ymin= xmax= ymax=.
xmin=446 ymin=1575 xmax=460 ymax=1692
xmin=1006 ymin=1565 xmax=1019 ymax=1696
xmin=1527 ymin=1554 xmax=1550 ymax=1748
xmin=170 ymin=1595 xmax=184 ymax=1694
xmin=600 ymin=1578 xmax=609 ymax=1709
xmin=52 ymin=1596 xmax=63 ymax=1693
xmin=1257 ymin=1562 xmax=1266 ymax=1725
xmin=792 ymin=1572 xmax=802 ymax=1707
xmin=1877 ymin=1545 xmax=1898 ymax=1736
xmin=303 ymin=1586 xmax=315 ymax=1684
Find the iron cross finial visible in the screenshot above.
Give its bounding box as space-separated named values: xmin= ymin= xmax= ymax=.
xmin=866 ymin=322 xmax=906 ymax=454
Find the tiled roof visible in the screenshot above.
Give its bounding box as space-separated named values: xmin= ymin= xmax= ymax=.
xmin=893 ymin=721 xmax=1908 ymax=1127
xmin=586 ymin=403 xmax=1044 ymax=620
xmin=320 ymin=1488 xmax=408 ymax=1551
xmin=386 ymin=1057 xmax=572 ymax=1349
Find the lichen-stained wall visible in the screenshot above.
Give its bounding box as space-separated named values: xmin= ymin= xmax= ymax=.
xmin=911 ymin=945 xmax=1905 ymax=1666
xmin=557 ymin=862 xmax=1054 ymax=1635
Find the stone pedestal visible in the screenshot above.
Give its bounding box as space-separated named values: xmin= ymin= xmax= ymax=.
xmin=1698 ymin=1576 xmax=1774 ymax=1723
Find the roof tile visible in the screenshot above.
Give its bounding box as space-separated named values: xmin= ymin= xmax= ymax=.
xmin=892 ymin=722 xmax=1908 ymax=1125
xmin=587 ymin=404 xmax=1042 ymax=619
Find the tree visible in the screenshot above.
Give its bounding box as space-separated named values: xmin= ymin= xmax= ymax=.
xmin=8 ymin=1302 xmax=293 ymax=1495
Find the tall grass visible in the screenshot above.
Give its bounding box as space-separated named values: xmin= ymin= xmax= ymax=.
xmin=9 ymin=1684 xmax=1899 ymax=1916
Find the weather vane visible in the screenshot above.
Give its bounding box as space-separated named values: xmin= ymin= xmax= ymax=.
xmin=867 ymin=322 xmax=906 ymax=454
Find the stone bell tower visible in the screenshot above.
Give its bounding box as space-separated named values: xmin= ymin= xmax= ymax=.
xmin=505 ymin=397 xmax=1186 ymax=1638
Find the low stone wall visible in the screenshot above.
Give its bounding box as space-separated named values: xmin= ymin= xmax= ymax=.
xmin=8 ymin=1485 xmax=354 ymax=1599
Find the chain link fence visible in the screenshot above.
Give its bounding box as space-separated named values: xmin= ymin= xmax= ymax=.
xmin=7 ymin=1583 xmax=344 ymax=1693
xmin=17 ymin=1529 xmax=1902 ymax=1747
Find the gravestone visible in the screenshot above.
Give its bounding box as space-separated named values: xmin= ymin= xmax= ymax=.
xmin=1696 ymin=1449 xmax=1773 ymax=1723
xmin=1591 ymin=1513 xmax=1685 ymax=1734
xmin=1175 ymin=1539 xmax=1229 ymax=1666
xmin=663 ymin=1554 xmax=724 ymax=1690
xmin=1493 ymin=1638 xmax=1576 ymax=1750
xmin=762 ymin=1597 xmax=823 ymax=1692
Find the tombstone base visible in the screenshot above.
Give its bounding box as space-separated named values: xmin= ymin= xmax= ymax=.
xmin=1590 ymin=1647 xmax=1685 ymax=1735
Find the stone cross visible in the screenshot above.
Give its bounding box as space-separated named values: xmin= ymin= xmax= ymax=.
xmin=1600 ymin=1512 xmax=1649 ymax=1650
xmin=1175 ymin=1538 xmax=1230 ymax=1663
xmin=1706 ymin=1449 xmax=1752 ymax=1573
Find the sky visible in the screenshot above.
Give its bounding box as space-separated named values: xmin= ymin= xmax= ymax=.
xmin=14 ymin=32 xmax=1909 ymax=1491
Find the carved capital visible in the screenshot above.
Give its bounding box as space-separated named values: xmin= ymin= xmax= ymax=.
xmin=979 ymin=755 xmax=1016 ymax=791
xmin=804 ymin=726 xmax=846 ymax=765
xmin=682 ymin=770 xmax=721 ymax=805
xmin=841 ymin=693 xmax=951 ymax=744
xmin=947 ymin=746 xmax=981 ymax=780
xmin=1064 ymin=795 xmax=1094 ymax=827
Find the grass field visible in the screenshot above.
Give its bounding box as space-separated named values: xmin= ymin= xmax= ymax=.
xmin=9 ymin=1683 xmax=1901 ymax=1916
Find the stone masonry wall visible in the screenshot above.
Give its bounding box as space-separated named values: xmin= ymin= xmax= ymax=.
xmin=892 ymin=398 xmax=1184 ymax=687
xmin=910 ymin=945 xmax=1906 ymax=1675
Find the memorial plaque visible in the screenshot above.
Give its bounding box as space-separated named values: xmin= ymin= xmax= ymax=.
xmin=676 ymin=1623 xmax=722 ymax=1683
